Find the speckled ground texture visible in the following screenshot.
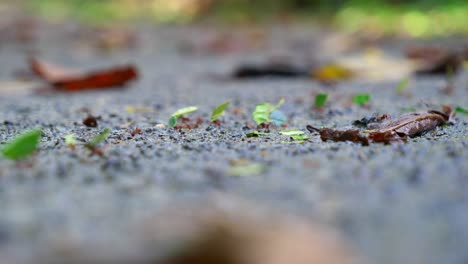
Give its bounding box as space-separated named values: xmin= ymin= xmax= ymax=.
xmin=0 ymin=22 xmax=467 ymax=264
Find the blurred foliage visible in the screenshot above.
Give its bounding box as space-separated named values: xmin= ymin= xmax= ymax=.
xmin=17 ymin=0 xmax=468 ymax=36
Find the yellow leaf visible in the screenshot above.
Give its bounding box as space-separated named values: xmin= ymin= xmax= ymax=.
xmin=311 ymin=64 xmax=354 ymax=82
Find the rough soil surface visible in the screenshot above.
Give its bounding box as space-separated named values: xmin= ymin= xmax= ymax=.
xmin=0 ymin=21 xmax=467 ymax=264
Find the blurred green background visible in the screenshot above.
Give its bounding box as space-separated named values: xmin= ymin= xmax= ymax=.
xmin=4 ymin=0 xmax=468 ymax=37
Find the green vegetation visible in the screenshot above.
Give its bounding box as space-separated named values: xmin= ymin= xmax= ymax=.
xmin=252 ymin=99 xmax=286 ymax=125
xmin=396 ymin=78 xmax=410 ymax=93
xmin=86 ymin=128 xmax=111 ymax=148
xmin=64 ymin=134 xmax=78 ymax=146
xmin=168 ymin=106 xmax=198 ymax=128
xmin=24 ymin=0 xmax=468 ymax=36
xmin=279 ymin=129 xmax=309 ymax=143
xmin=353 ymin=93 xmax=371 ymax=106
xmin=211 ymin=101 xmax=230 ymax=122
xmin=246 ymin=131 xmax=272 ymax=138
xmin=455 ymin=106 xmax=468 ymax=114
xmin=1 ymin=129 xmax=41 ymax=160
xmin=314 ymin=93 xmax=328 ymax=108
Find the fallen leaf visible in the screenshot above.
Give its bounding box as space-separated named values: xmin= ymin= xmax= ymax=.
xmin=280 ymin=129 xmax=309 ymax=143
xmin=311 ymin=64 xmax=354 ymax=82
xmin=365 ymin=110 xmax=452 ymax=138
xmin=30 ymin=58 xmax=138 ymax=91
xmin=455 ymin=106 xmax=468 ymax=115
xmin=86 ymin=128 xmax=111 ymax=148
xmin=395 ymin=78 xmax=410 ymax=93
xmin=252 ymin=99 xmax=285 ymax=126
xmin=168 ymin=106 xmax=198 ymax=128
xmin=306 ymin=125 xmax=369 ymax=146
xmin=352 ymin=114 xmax=390 ymax=128
xmin=64 ymin=134 xmax=78 ymax=146
xmin=211 ymin=101 xmax=230 ymax=122
xmin=1 ymin=129 xmax=41 ymax=160
xmin=64 ymin=134 xmax=78 ymax=150
xmin=314 ymin=93 xmax=328 ymax=108
xmin=307 ymin=108 xmax=453 ymax=145
xmin=279 ymin=129 xmax=305 ymax=136
xmin=353 ymin=93 xmax=371 ymax=106
xmin=270 ymin=110 xmax=287 ymax=126
xmin=367 ymin=130 xmax=407 ymax=144
xmin=405 ymin=45 xmax=466 ymax=75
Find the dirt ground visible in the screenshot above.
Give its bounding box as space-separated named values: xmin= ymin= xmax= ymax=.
xmin=0 ymin=20 xmax=467 ymax=264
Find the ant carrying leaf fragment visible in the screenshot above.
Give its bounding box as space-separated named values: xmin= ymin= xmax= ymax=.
xmin=168 ymin=106 xmax=198 ymax=128
xmin=1 ymin=129 xmax=41 ymax=160
xmin=211 ymin=101 xmax=230 ymax=122
xmin=252 ymin=99 xmax=286 ymax=126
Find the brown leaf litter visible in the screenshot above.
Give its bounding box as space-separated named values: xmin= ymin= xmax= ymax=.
xmin=30 ymin=58 xmax=138 ymax=92
xmin=307 ymin=108 xmax=454 ymax=145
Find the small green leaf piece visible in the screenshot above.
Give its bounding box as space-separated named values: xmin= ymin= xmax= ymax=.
xmin=246 ymin=131 xmax=272 ymax=138
xmin=211 ymin=101 xmax=230 ymax=122
xmin=353 ymin=93 xmax=371 ymax=106
xmin=252 ymin=99 xmax=286 ymax=125
xmin=64 ymin=134 xmax=78 ymax=146
xmin=86 ymin=128 xmax=111 ymax=148
xmin=396 ymin=78 xmax=409 ymax=93
xmin=171 ymin=106 xmax=198 ymax=117
xmin=280 ymin=129 xmax=308 ymax=143
xmin=270 ymin=110 xmax=287 ymax=126
xmin=314 ymin=93 xmax=328 ymax=107
xmin=168 ymin=116 xmax=178 ymax=128
xmin=228 ymin=160 xmax=265 ymax=177
xmin=168 ymin=106 xmax=198 ymax=128
xmin=455 ymin=106 xmax=468 ymax=114
xmin=279 ymin=129 xmax=305 ymax=136
xmin=1 ymin=129 xmax=41 ymax=160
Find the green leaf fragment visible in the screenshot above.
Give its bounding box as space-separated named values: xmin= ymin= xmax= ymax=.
xmin=171 ymin=106 xmax=198 ymax=117
xmin=246 ymin=131 xmax=272 ymax=138
xmin=228 ymin=162 xmax=265 ymax=177
xmin=279 ymin=129 xmax=305 ymax=136
xmin=314 ymin=93 xmax=328 ymax=107
xmin=1 ymin=129 xmax=41 ymax=160
xmin=455 ymin=106 xmax=468 ymax=114
xmin=64 ymin=134 xmax=78 ymax=146
xmin=353 ymin=93 xmax=371 ymax=106
xmin=252 ymin=99 xmax=286 ymax=125
xmin=289 ymin=134 xmax=309 ymax=141
xmin=270 ymin=110 xmax=287 ymax=126
xmin=396 ymin=78 xmax=409 ymax=93
xmin=211 ymin=101 xmax=230 ymax=122
xmin=168 ymin=106 xmax=198 ymax=128
xmin=86 ymin=128 xmax=111 ymax=148
xmin=168 ymin=116 xmax=178 ymax=128
xmin=279 ymin=129 xmax=308 ymax=142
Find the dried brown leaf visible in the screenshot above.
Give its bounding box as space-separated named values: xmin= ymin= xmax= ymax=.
xmin=30 ymin=58 xmax=138 ymax=92
xmin=405 ymin=46 xmax=464 ymax=75
xmin=367 ymin=110 xmax=450 ymax=138
xmin=308 ymin=108 xmax=452 ymax=145
xmin=306 ymin=125 xmax=369 ymax=146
